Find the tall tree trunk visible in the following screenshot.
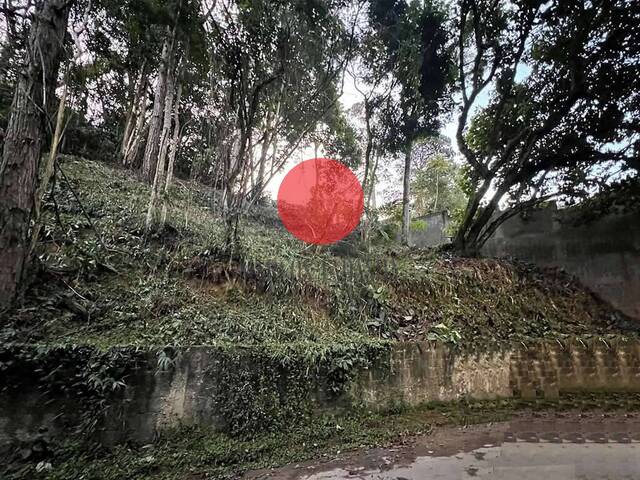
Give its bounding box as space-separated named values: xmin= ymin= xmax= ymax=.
xmin=161 ymin=79 xmax=182 ymax=227
xmin=452 ymin=176 xmax=493 ymax=255
xmin=145 ymin=62 xmax=175 ymax=232
xmin=123 ymin=74 xmax=149 ymax=168
xmin=433 ymin=172 xmax=440 ymax=212
xmin=255 ymin=115 xmax=273 ymax=193
xmin=360 ymin=102 xmax=374 ymax=245
xmin=255 ymin=135 xmax=269 ymax=192
xmin=253 ymin=86 xmax=283 ymax=199
xmin=121 ymin=60 xmax=147 ymax=164
xmin=141 ymin=31 xmax=172 ymax=182
xmin=165 ymin=80 xmax=182 ymax=189
xmin=400 ymin=141 xmax=412 ymax=246
xmin=362 ymin=149 xmax=379 ymax=246
xmin=30 ymin=77 xmax=68 ymax=257
xmin=121 ymin=74 xmax=137 ymax=157
xmin=0 ymin=0 xmax=72 ymax=309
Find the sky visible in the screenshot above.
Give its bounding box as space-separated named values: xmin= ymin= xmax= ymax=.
xmin=264 ymin=63 xmax=533 ymax=203
xmin=264 ymin=73 xmax=490 ymax=202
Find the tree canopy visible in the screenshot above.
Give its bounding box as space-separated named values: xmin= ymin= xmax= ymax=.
xmin=0 ymin=0 xmax=638 ymax=306
xmin=452 ymin=0 xmax=640 ymax=252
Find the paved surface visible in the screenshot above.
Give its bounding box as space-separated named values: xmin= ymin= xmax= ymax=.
xmin=245 ymin=412 xmax=640 ymax=480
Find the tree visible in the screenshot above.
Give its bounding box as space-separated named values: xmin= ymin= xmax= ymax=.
xmin=453 ymin=0 xmax=640 ymax=254
xmin=142 ymin=27 xmax=175 ymax=182
xmin=0 ymin=0 xmax=74 ymax=308
xmin=412 ymin=143 xmax=467 ymax=217
xmin=145 ymin=49 xmax=176 ymax=231
xmin=138 ymin=0 xmax=204 ymax=228
xmin=203 ymin=0 xmax=363 ymax=241
xmin=348 ymin=10 xmax=400 ymax=245
xmin=368 ymin=0 xmax=454 ymax=245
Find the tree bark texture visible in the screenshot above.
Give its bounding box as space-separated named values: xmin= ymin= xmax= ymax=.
xmin=145 ymin=63 xmax=175 ymax=231
xmin=400 ymin=141 xmax=412 ymax=246
xmin=142 ymin=32 xmax=172 ymax=182
xmin=160 ymin=78 xmax=182 ymax=227
xmin=0 ymin=0 xmax=72 ymax=308
xmin=121 ymin=60 xmax=147 ymax=165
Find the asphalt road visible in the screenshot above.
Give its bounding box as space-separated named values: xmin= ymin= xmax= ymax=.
xmin=245 ymin=411 xmax=640 ymax=480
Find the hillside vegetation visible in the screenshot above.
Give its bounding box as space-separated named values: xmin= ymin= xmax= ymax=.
xmin=3 ymin=156 xmax=634 ymax=350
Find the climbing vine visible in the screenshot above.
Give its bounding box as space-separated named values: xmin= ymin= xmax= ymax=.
xmin=208 ymin=342 xmax=389 ymax=435
xmin=0 ymin=344 xmax=146 ymax=439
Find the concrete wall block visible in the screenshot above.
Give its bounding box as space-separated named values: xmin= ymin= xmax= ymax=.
xmin=4 ymin=341 xmax=640 ymax=451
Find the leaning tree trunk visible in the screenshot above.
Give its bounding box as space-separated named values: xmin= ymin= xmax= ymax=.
xmin=255 ymin=112 xmax=273 ymax=195
xmin=123 ymin=75 xmax=149 ymax=168
xmin=400 ymin=141 xmax=413 ymax=246
xmin=452 ymin=174 xmax=500 ymax=256
xmin=29 ymin=77 xmax=68 ymax=258
xmin=141 ymin=32 xmax=172 ymax=182
xmin=252 ymin=85 xmax=283 ymax=200
xmin=0 ymin=0 xmax=73 ymax=309
xmin=360 ymin=108 xmax=373 ymax=243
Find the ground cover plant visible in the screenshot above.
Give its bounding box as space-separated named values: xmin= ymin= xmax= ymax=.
xmin=3 ymin=156 xmax=634 ymax=351
xmin=4 ymin=392 xmax=640 ymax=480
xmin=0 ymin=1 xmax=638 ymax=478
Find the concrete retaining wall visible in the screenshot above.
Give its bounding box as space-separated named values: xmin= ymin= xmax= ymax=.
xmin=357 ymin=338 xmax=640 ymax=407
xmin=2 ymin=339 xmax=640 ymax=452
xmin=405 ymin=207 xmax=640 ymax=320
xmin=481 ymin=208 xmax=640 ymax=320
xmin=405 ymin=211 xmax=451 ymax=247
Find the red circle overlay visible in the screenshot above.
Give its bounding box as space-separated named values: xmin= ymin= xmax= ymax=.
xmin=277 ymin=158 xmax=364 ymax=245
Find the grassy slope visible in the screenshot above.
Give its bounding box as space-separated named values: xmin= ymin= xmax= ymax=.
xmin=3 ymin=155 xmax=634 ymax=349
xmin=2 ymin=157 xmax=639 ymax=480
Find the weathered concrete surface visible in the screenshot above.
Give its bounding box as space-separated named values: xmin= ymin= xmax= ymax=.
xmin=405 ymin=207 xmax=640 ymax=321
xmin=2 ymin=339 xmax=640 ymax=452
xmin=482 ymin=208 xmax=640 ymax=320
xmin=354 ymin=343 xmax=512 ymax=406
xmin=401 ymin=211 xmax=452 ymax=247
xmin=0 ymin=394 xmax=82 ymax=452
xmin=354 ymin=338 xmax=640 ymax=407
xmin=101 ymin=348 xmax=225 ymax=445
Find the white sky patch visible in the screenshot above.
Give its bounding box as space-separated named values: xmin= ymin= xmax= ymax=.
xmin=264 ymin=70 xmax=495 ymax=202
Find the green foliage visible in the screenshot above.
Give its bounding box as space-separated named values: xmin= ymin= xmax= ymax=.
xmin=367 ymin=0 xmax=455 ymax=153
xmin=443 ymin=205 xmax=465 ymax=238
xmin=425 ymin=322 xmax=462 ymax=345
xmin=409 ymin=219 xmax=426 ymax=231
xmin=566 ymin=176 xmax=640 ymax=224
xmin=7 ymin=392 xmax=640 ymax=479
xmin=208 ymin=342 xmax=387 ymax=435
xmin=4 ymin=156 xmax=632 ymax=352
xmin=322 ymin=106 xmax=363 ymax=168
xmin=202 ymin=0 xmax=357 ymax=191
xmin=454 ymin=0 xmax=640 ymax=250
xmin=412 ymin=154 xmax=467 ymax=217
xmin=370 ymin=220 xmax=399 ymax=245
xmin=0 ymin=155 xmax=637 ymax=478
xmin=0 ymin=344 xmax=145 ymax=438
xmin=456 ymin=164 xmax=475 ymax=197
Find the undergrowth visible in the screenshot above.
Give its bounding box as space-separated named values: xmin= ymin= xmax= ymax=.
xmin=3 ymin=156 xmax=634 ymax=350
xmin=0 ymin=157 xmax=638 ymax=480
xmin=5 ymin=392 xmax=640 ymax=480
